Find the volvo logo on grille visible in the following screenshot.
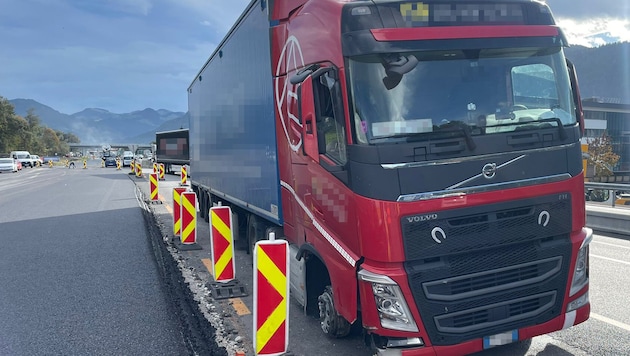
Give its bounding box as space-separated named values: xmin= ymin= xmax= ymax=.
xmin=431 ymin=227 xmax=446 ymax=244
xmin=538 ymin=211 xmax=550 ymax=227
xmin=406 ymin=214 xmax=438 ymax=223
xmin=482 ymin=163 xmax=497 ymax=179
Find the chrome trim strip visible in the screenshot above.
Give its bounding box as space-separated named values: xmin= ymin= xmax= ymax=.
xmin=382 ymin=143 xmax=577 ymax=169
xmin=280 ymin=180 xmax=357 ymax=267
xmin=397 ymin=174 xmax=572 ymax=202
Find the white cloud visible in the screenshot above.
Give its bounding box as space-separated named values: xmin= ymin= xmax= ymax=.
xmin=110 ymin=0 xmax=153 ymax=16
xmin=170 ymin=0 xmax=250 ymax=32
xmin=557 ymin=17 xmax=630 ymax=47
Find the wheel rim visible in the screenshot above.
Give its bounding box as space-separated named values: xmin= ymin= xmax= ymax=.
xmin=318 ymin=291 xmax=334 ymax=334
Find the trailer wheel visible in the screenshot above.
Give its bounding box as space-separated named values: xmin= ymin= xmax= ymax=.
xmin=247 ymin=214 xmax=265 ymax=255
xmin=201 ymin=192 xmax=210 ymax=222
xmin=318 ymin=286 xmax=351 ymax=338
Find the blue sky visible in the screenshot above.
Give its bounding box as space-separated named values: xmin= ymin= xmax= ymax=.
xmin=0 ymin=0 xmax=628 ymax=114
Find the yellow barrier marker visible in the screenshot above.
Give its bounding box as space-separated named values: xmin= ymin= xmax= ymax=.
xmin=254 ymin=236 xmax=289 ymax=356
xmin=150 ymin=173 xmax=159 ymax=201
xmin=180 ymin=165 xmax=188 ymax=185
xmin=136 ymin=162 xmax=143 ymax=178
xmin=210 ymin=206 xmax=235 ymax=282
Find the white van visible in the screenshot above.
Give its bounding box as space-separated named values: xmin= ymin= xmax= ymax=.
xmin=10 ymin=151 xmax=34 ymax=168
xmin=122 ymin=151 xmax=134 ymax=167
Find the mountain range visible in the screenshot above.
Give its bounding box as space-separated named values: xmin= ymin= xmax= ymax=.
xmin=8 ymin=42 xmax=629 ymax=145
xmin=9 ymin=99 xmax=189 ymax=145
xmin=564 ymin=42 xmax=630 ymax=104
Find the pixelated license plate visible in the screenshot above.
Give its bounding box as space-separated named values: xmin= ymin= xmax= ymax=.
xmin=482 ymin=330 xmax=518 ymax=349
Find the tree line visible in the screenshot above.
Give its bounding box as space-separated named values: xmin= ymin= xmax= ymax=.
xmin=0 ymin=96 xmax=80 ymax=156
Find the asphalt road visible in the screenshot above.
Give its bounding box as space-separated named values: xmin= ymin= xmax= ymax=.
xmin=0 ymin=162 xmax=223 ymax=355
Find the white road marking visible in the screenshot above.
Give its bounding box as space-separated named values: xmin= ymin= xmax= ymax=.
xmin=590 ymin=254 xmax=630 ymax=266
xmin=592 ymin=241 xmax=630 ymax=250
xmin=591 ymin=312 xmax=630 ymax=332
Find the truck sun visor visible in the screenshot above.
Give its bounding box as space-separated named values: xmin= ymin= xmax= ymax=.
xmin=342 ymin=1 xmax=556 ymax=33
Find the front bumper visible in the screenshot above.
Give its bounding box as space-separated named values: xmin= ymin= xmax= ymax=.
xmin=371 ymin=300 xmax=589 ymax=356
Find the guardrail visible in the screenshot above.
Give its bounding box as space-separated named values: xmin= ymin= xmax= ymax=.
xmin=584 ymin=182 xmax=630 ymax=207
xmin=584 ymin=182 xmax=630 ymax=236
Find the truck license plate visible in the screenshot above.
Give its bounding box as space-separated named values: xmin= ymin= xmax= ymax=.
xmin=482 ymin=330 xmax=518 ymax=349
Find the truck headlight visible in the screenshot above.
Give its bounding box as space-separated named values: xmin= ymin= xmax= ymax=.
xmin=569 ymin=228 xmax=592 ymax=296
xmin=358 ymin=269 xmax=418 ymax=332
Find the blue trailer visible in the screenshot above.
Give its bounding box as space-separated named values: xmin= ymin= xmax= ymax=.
xmin=187 ymin=1 xmax=280 ymax=236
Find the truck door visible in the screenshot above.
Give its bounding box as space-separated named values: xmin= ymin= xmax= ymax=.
xmin=292 ymin=65 xmax=359 ymax=323
xmin=293 ymin=66 xmax=351 ymax=236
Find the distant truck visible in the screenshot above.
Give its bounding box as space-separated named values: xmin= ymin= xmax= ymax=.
xmin=154 ymin=129 xmax=189 ymax=174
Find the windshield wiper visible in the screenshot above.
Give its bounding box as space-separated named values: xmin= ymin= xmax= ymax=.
xmin=486 ymin=117 xmax=567 ymax=140
xmin=371 ymin=124 xmax=477 ymax=151
xmin=450 ymin=124 xmax=477 ymax=151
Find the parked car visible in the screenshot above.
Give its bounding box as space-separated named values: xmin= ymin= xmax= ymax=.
xmin=616 ymin=193 xmax=630 ymax=206
xmin=0 ymin=158 xmax=18 ymax=173
xmin=104 ymin=156 xmax=117 ymax=167
xmin=30 ymin=154 xmax=44 ymax=167
xmin=10 ymin=150 xmax=34 ymax=168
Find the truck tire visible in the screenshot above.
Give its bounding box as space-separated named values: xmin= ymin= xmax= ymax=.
xmin=318 ymin=286 xmax=352 ymax=338
xmin=200 ymin=191 xmax=210 ymax=222
xmin=247 ymin=214 xmax=265 ymax=255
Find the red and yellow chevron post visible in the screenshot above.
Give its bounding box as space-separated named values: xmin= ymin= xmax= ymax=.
xmin=159 ymin=163 xmax=165 ymax=180
xmin=254 ymin=238 xmax=289 ymax=356
xmin=136 ymin=162 xmax=143 ymax=178
xmin=153 ymin=162 xmax=158 ymax=174
xmin=173 ymin=187 xmax=188 ymax=236
xmin=149 ymin=173 xmax=159 ymax=202
xmin=180 ymin=165 xmax=188 ymax=186
xmin=130 ymin=160 xmax=135 ymax=173
xmin=180 ymin=191 xmax=197 ymax=244
xmin=210 ymin=206 xmax=235 ymax=282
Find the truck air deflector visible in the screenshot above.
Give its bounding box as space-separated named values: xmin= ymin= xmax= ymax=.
xmin=342 ymin=1 xmax=556 ymax=34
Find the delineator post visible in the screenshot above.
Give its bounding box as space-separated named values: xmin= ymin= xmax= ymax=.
xmin=210 ymin=205 xmax=235 ymax=282
xmin=180 ymin=191 xmax=197 ymax=244
xmin=253 ymin=235 xmax=289 ymax=356
xmin=172 ymin=187 xmax=188 ymax=236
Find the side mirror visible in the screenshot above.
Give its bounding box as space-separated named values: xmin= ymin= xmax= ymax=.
xmin=297 ymin=76 xmax=319 ymax=161
xmin=566 ymin=59 xmax=584 ymax=136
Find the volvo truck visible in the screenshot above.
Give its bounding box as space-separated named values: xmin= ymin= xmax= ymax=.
xmin=188 ymin=1 xmax=592 ymax=354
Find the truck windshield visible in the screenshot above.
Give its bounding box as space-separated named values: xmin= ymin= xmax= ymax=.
xmin=348 ymin=46 xmax=576 ymax=144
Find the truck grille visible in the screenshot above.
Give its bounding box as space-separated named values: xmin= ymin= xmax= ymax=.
xmin=402 ymin=194 xmax=572 ymax=346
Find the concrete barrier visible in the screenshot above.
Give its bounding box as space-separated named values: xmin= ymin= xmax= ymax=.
xmin=586 ymin=204 xmax=630 ymax=236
